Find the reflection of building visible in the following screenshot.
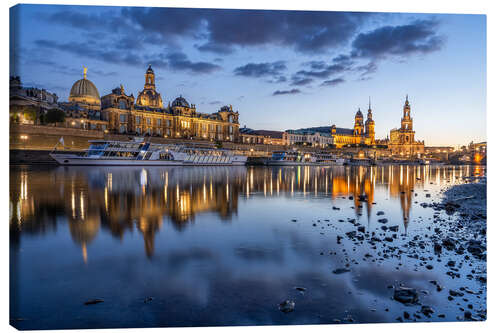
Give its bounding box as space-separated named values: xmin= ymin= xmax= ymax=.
xmin=11 ymin=165 xmax=481 ymax=260
xmin=388 ymin=96 xmax=425 ymax=157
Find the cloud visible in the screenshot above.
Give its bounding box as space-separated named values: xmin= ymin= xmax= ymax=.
xmin=272 ymin=88 xmax=301 ymax=96
xmin=34 ymin=39 xmax=220 ymax=74
xmin=350 ymin=19 xmax=445 ymax=59
xmin=209 ymin=100 xmax=222 ymax=105
xmin=234 ymin=61 xmax=287 ymax=78
xmin=45 ymin=7 xmax=373 ymax=55
xmin=290 ymin=77 xmax=313 ymax=86
xmin=320 ymin=78 xmax=345 ymax=87
xmin=163 ymin=52 xmax=222 ymax=74
xmin=34 ymin=39 xmax=142 ymax=66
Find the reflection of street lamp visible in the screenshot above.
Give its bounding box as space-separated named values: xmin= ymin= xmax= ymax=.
xmin=20 ymin=134 xmax=28 ymax=149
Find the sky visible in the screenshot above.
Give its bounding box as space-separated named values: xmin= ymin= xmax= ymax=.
xmin=9 ymin=4 xmax=486 ymax=146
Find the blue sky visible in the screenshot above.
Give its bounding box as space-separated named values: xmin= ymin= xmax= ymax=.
xmin=10 ymin=4 xmax=486 ymax=146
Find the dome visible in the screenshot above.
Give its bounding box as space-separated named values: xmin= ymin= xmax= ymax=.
xmin=69 ymin=78 xmax=101 ymax=105
xmin=172 ymin=96 xmax=189 ymax=107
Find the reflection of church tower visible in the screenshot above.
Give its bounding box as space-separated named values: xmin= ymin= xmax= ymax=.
xmin=354 ymin=108 xmax=364 ymax=135
xmin=365 ymin=98 xmax=375 ymax=144
xmin=137 ymin=217 xmax=162 ymax=259
xmin=68 ymin=216 xmax=101 ymax=264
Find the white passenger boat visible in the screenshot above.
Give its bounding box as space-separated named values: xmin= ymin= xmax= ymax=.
xmin=266 ymin=151 xmax=345 ymax=166
xmin=49 ymin=139 xmax=247 ymax=166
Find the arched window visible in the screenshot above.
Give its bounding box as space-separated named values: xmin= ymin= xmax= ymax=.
xmin=118 ymin=100 xmax=127 ymax=110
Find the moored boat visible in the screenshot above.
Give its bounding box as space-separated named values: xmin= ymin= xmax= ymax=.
xmin=49 ymin=138 xmax=247 ymax=166
xmin=266 ymin=150 xmax=345 ymax=166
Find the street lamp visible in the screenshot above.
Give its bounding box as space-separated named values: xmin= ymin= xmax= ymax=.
xmin=20 ymin=134 xmax=28 ymax=149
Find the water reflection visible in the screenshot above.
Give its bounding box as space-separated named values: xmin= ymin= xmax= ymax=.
xmin=10 ymin=165 xmax=483 ymax=261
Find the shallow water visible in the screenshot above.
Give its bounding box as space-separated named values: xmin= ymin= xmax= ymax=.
xmin=10 ymin=164 xmax=486 ymax=329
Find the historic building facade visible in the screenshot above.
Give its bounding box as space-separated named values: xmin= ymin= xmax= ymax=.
xmin=388 ymin=96 xmax=425 ymax=156
xmin=283 ymin=101 xmax=376 ymax=148
xmin=57 ymin=65 xmax=240 ymax=142
xmin=9 ymin=76 xmax=61 ymax=124
xmin=331 ymin=101 xmax=375 ymax=147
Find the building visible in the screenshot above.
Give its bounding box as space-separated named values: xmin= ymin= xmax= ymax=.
xmin=57 ymin=65 xmax=240 ymax=142
xmin=331 ymin=101 xmax=375 ymax=147
xmin=283 ymin=129 xmax=334 ymax=148
xmin=59 ymin=67 xmax=108 ymax=131
xmin=284 ymin=100 xmax=376 ymax=148
xmin=9 ymin=76 xmax=61 ymax=124
xmin=240 ymin=127 xmax=284 ymax=145
xmin=388 ymin=96 xmax=425 ymax=156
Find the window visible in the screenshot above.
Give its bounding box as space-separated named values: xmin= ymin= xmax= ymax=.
xmin=217 ymin=125 xmax=221 ymax=133
xmin=156 ymin=128 xmax=162 ymax=135
xmin=118 ymin=100 xmax=127 ymax=110
xmin=119 ymin=114 xmax=127 ymax=122
xmin=136 ymin=127 xmax=141 ymax=134
xmin=157 ymin=119 xmax=162 ymax=126
xmin=166 ymin=129 xmax=171 ymax=136
xmin=228 ymin=115 xmax=233 ymax=123
xmin=90 ymin=123 xmax=96 ymax=130
xmin=166 ymin=119 xmax=171 ymax=127
xmin=147 ymin=118 xmax=151 ymax=125
xmin=136 ymin=116 xmax=141 ymax=124
xmin=229 ymin=126 xmax=233 ymax=134
xmin=119 ymin=125 xmax=126 ymax=133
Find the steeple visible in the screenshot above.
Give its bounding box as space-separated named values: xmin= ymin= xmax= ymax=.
xmin=368 ymin=96 xmax=371 ymax=111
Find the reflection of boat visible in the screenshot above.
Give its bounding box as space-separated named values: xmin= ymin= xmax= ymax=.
xmin=50 ymin=139 xmax=248 ymax=166
xmin=345 ymin=158 xmax=375 ymax=166
xmin=266 ymin=150 xmax=345 ymax=166
xmin=419 ymin=158 xmax=445 ymax=166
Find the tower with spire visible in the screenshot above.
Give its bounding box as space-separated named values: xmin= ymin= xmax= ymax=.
xmin=354 ymin=107 xmax=364 ymax=135
xmin=365 ymin=97 xmax=375 ymax=143
xmin=136 ymin=64 xmax=163 ymax=108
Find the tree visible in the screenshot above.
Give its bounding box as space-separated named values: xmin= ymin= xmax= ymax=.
xmin=45 ymin=109 xmax=66 ymax=125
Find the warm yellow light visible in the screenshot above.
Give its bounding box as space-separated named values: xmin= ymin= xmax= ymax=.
xmin=20 ymin=135 xmax=28 ymax=140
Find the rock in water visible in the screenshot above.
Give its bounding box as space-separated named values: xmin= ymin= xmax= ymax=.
xmin=394 ymin=287 xmax=419 ymax=304
xmin=84 ymin=299 xmax=104 ymax=305
xmin=278 ymin=300 xmax=295 ymax=313
xmin=332 ymin=268 xmax=351 ymax=274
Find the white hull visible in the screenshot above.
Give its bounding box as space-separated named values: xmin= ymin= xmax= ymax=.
xmin=50 ymin=153 xmax=247 ymax=166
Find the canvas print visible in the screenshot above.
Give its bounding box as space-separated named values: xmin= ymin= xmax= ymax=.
xmin=9 ymin=3 xmax=486 ymax=330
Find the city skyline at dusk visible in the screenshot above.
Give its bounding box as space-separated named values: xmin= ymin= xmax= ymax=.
xmin=10 ymin=4 xmax=486 ymax=146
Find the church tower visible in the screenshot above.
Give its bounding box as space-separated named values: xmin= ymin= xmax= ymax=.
xmin=136 ymin=65 xmax=163 ymax=108
xmin=401 ymin=94 xmax=413 ymax=131
xmin=365 ymin=98 xmax=375 ymax=143
xmin=354 ymin=108 xmax=364 ymax=135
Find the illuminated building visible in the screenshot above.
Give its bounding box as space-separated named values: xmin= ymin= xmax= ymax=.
xmin=100 ymin=65 xmax=240 ymax=141
xmin=388 ymin=96 xmax=425 ymax=157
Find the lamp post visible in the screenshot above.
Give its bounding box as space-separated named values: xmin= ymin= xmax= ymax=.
xmin=20 ymin=134 xmax=28 ymax=150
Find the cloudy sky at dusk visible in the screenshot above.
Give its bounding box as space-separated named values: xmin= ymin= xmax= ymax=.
xmin=10 ymin=4 xmax=486 ymax=146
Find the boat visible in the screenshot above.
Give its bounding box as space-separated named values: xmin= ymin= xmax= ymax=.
xmin=345 ymin=158 xmax=377 ymax=166
xmin=266 ymin=150 xmax=345 ymax=166
xmin=49 ymin=138 xmax=248 ymax=166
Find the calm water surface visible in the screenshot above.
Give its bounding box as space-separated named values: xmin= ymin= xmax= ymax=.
xmin=10 ymin=164 xmax=486 ymax=329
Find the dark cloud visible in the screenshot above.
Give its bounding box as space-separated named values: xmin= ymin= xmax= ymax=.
xmin=234 ymin=61 xmax=286 ymax=78
xmin=163 ymin=52 xmax=221 ymax=74
xmin=45 ymin=7 xmax=373 ymax=55
xmin=351 ymin=19 xmax=445 ymax=59
xmin=296 ymin=63 xmax=350 ymax=79
xmin=290 ymin=77 xmax=313 ymax=86
xmin=355 ymin=61 xmax=378 ymax=77
xmin=209 ymin=100 xmax=222 ymax=105
xmin=320 ymin=78 xmax=345 ymax=87
xmin=35 ymin=39 xmax=220 ymax=75
xmin=272 ymin=88 xmax=301 ymax=96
